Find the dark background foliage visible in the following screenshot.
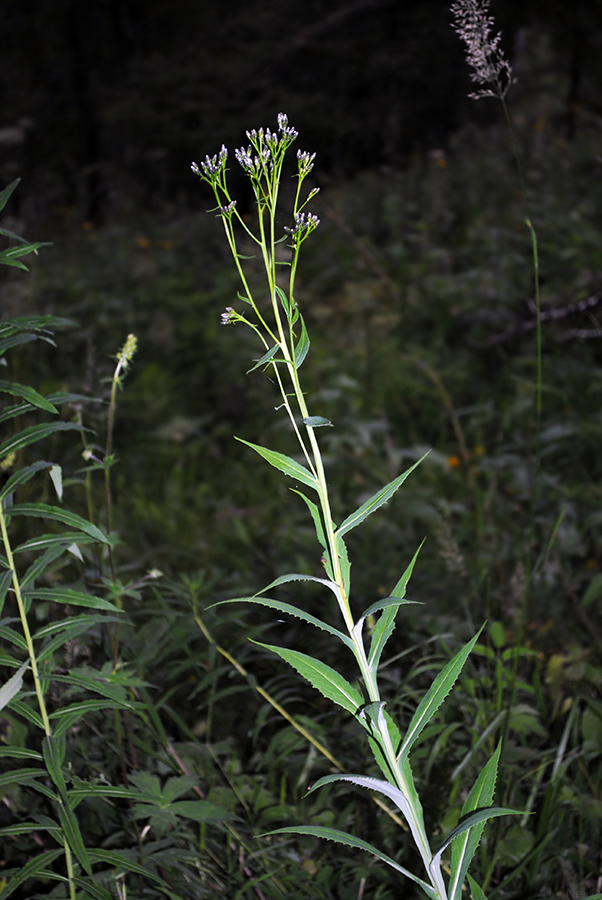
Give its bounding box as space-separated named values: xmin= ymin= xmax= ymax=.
xmin=1 ymin=0 xmax=602 ymax=225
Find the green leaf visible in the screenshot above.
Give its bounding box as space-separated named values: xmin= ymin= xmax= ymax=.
xmin=307 ymin=772 xmax=413 ymax=821
xmin=0 ymin=822 xmax=61 ymax=838
xmin=582 ymin=574 xmax=602 ymax=609
xmin=57 ymin=803 xmax=92 ymax=876
xmin=336 ymin=455 xmax=426 ymax=538
xmin=235 ymin=438 xmax=317 ymax=490
xmin=5 ymin=699 xmax=45 ymax=729
xmin=336 ymin=533 xmax=351 ymax=597
xmin=449 ymin=742 xmax=502 ymax=900
xmin=266 ymin=826 xmax=438 ymax=899
xmin=86 ymin=849 xmax=167 ymax=884
xmin=275 ymin=285 xmax=291 ymax=316
xmin=0 ymin=178 xmax=21 ymax=214
xmin=19 ymin=544 xmax=65 ymax=588
xmin=219 ymin=595 xmax=353 ymax=650
xmin=398 ymin=628 xmax=482 ymax=760
xmin=0 ymin=768 xmax=47 ymax=790
xmin=14 ymin=531 xmax=102 ymax=554
xmin=0 ymin=747 xmax=42 ymax=760
xmin=25 ymin=588 xmax=119 ymax=612
xmin=356 ymin=597 xmax=418 ymax=665
xmin=466 ymin=874 xmax=488 ymax=900
xmin=9 ymin=504 xmax=109 ymax=543
xmin=368 ymin=543 xmax=424 ymax=672
xmin=0 ymin=333 xmax=38 ymax=355
xmin=0 ymin=381 xmax=58 ymax=414
xmin=42 ymin=734 xmax=68 ymax=799
xmin=0 ymin=461 xmax=55 ymax=501
xmin=0 ymin=422 xmax=83 ymax=459
xmin=0 ymin=625 xmax=28 ymax=650
xmin=433 ymin=807 xmax=522 ymax=872
xmin=49 ymin=464 xmax=63 ymax=500
xmin=291 ymin=490 xmax=329 ymax=549
xmin=52 ymin=671 xmax=132 ymax=706
xmin=294 ymin=315 xmax=310 ymax=368
xmin=254 ymin=641 xmax=363 ymax=715
xmin=0 ymin=567 xmax=14 ymax=615
xmin=0 ymin=662 xmax=28 ymax=713
xmin=0 ymin=848 xmax=64 ymax=900
xmin=247 ymin=344 xmax=282 ymax=374
xmin=168 ymin=801 xmax=237 ymax=822
xmin=303 ymin=416 xmax=332 ymax=427
xmin=50 ymin=699 xmax=135 ymax=737
xmin=71 ymin=877 xmax=113 ymax=900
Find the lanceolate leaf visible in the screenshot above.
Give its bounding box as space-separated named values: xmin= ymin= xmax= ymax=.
xmin=168 ymin=800 xmax=237 ymax=822
xmin=354 ymin=597 xmax=418 ymax=656
xmin=235 ymin=438 xmax=317 ymax=490
xmin=0 ymin=567 xmax=14 ymax=615
xmin=303 ymin=416 xmax=332 ymax=428
xmin=247 ymin=344 xmax=282 ymax=374
xmin=253 ymin=641 xmax=363 ymax=715
xmin=466 ymin=874 xmax=488 ymax=900
xmin=0 ymin=848 xmax=64 ymax=900
xmin=432 ymin=807 xmax=522 ymax=875
xmin=398 ymin=629 xmax=482 ymax=760
xmin=25 ymin=588 xmax=119 ymax=612
xmin=266 ymin=826 xmax=438 ymax=900
xmin=220 ymin=596 xmax=353 ymax=650
xmin=20 ymin=544 xmax=66 ymax=588
xmin=449 ymin=742 xmax=502 ymax=900
xmin=0 ymin=662 xmax=28 ymax=713
xmin=42 ymin=734 xmax=67 ymax=799
xmin=0 ymin=461 xmax=54 ymax=501
xmin=336 ymin=455 xmax=426 ymax=539
xmin=307 ymin=772 xmax=412 ymax=822
xmin=291 ymin=490 xmax=328 ymax=549
xmin=368 ymin=542 xmax=424 ymax=672
xmin=0 ymin=381 xmax=58 ymax=414
xmin=336 ymin=534 xmax=351 ymax=597
xmin=57 ymin=803 xmax=92 ymax=876
xmin=294 ymin=315 xmax=310 ymax=368
xmin=9 ymin=504 xmax=108 ymax=544
xmin=0 ymin=421 xmax=83 ymax=459
xmin=0 ymin=178 xmax=21 ymax=213
xmin=14 ymin=531 xmax=102 ymax=554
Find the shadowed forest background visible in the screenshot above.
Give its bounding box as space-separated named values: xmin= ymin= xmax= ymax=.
xmin=2 ymin=0 xmax=602 ymax=897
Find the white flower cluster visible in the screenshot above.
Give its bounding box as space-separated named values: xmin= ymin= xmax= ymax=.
xmin=191 ymin=145 xmax=228 ymax=179
xmin=285 ymin=211 xmax=320 ymax=241
xmin=451 ymin=0 xmax=512 ymax=99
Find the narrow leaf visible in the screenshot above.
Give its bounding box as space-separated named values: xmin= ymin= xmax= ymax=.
xmin=307 ymin=773 xmax=412 ymax=822
xmin=253 ymin=641 xmax=363 ymax=715
xmin=42 ymin=734 xmax=68 ymax=799
xmin=0 ymin=178 xmax=21 ymax=213
xmin=0 ymin=461 xmax=54 ymax=501
xmin=398 ymin=629 xmax=482 ymax=760
xmin=433 ymin=807 xmax=522 ymax=873
xmin=0 ymin=381 xmax=58 ymax=414
xmin=57 ymin=803 xmax=92 ymax=876
xmin=219 ymin=596 xmax=352 ymax=650
xmin=336 ymin=533 xmax=351 ymax=597
xmin=267 ymin=826 xmax=438 ymax=899
xmin=0 ymin=422 xmax=83 ymax=459
xmin=236 ymin=438 xmax=317 ymax=489
xmin=25 ymin=588 xmax=119 ymax=612
xmin=9 ymin=504 xmax=109 ymax=543
xmin=49 ymin=464 xmax=63 ymax=500
xmin=336 ymin=455 xmax=426 ymax=538
xmin=14 ymin=531 xmax=101 ymax=553
xmin=168 ymin=801 xmax=237 ymax=822
xmin=0 ymin=662 xmax=28 ymax=713
xmin=449 ymin=742 xmax=502 ymax=900
xmin=0 ymin=567 xmax=14 ymax=615
xmin=247 ymin=344 xmax=282 ymax=374
xmin=20 ymin=544 xmax=66 ymax=587
xmin=0 ymin=849 xmax=64 ymax=900
xmin=466 ymin=874 xmax=488 ymax=900
xmin=291 ymin=490 xmax=328 ymax=549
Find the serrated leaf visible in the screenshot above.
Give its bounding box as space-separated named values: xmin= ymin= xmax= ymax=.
xmin=449 ymin=742 xmax=502 ymax=900
xmin=0 ymin=421 xmax=83 ymax=459
xmin=0 ymin=625 xmax=28 ymax=650
xmin=0 ymin=662 xmax=28 ymax=713
xmin=398 ymin=629 xmax=482 ymax=760
xmin=0 ymin=461 xmax=54 ymax=501
xmin=5 ymin=698 xmax=44 ymax=729
xmin=303 ymin=416 xmax=332 ymax=427
xmin=355 ymin=597 xmax=418 ymax=656
xmin=336 ymin=455 xmax=426 ymax=539
xmin=9 ymin=504 xmax=108 ymax=543
xmin=266 ymin=826 xmax=438 ymax=899
xmin=0 ymin=381 xmax=58 ymax=414
xmin=25 ymin=588 xmax=119 ymax=612
xmin=0 ymin=848 xmax=64 ymax=900
xmin=432 ymin=807 xmax=522 ymax=875
xmin=307 ymin=772 xmax=412 ymax=821
xmin=236 ymin=438 xmax=317 ymax=489
xmin=219 ymin=595 xmax=353 ymax=650
xmin=254 ymin=641 xmax=362 ymax=715
xmin=336 ymin=533 xmax=351 ymax=597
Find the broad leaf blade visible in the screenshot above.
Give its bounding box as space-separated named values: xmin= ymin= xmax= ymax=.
xmin=235 ymin=438 xmax=317 ymax=490
xmin=398 ymin=629 xmax=482 ymax=760
xmin=254 ymin=641 xmax=362 ymax=715
xmin=336 ymin=455 xmax=425 ymax=539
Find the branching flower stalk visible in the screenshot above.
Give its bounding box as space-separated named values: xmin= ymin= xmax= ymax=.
xmin=193 ymin=115 xmax=518 ymax=899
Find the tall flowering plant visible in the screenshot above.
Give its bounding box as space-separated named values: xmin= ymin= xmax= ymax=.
xmin=192 ymin=115 xmax=518 ymax=899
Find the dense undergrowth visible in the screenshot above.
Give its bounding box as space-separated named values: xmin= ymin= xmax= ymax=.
xmin=1 ymin=99 xmax=602 ymax=899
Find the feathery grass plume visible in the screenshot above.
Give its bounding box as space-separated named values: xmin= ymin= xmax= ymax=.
xmin=451 ymin=0 xmax=512 ymax=99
